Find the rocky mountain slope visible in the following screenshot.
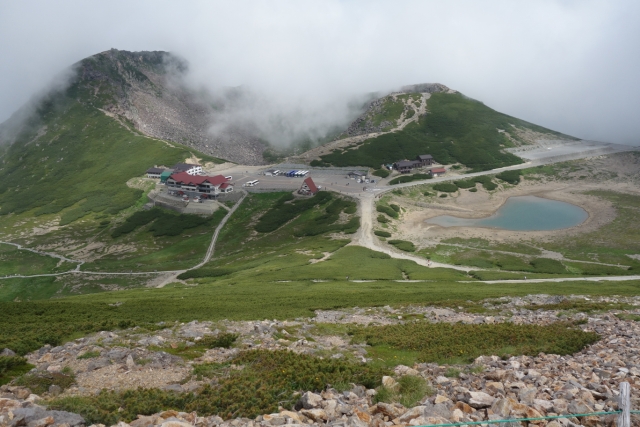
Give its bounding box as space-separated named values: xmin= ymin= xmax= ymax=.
xmin=311 ymin=84 xmax=577 ymax=171
xmin=336 ymin=84 xmax=454 ymax=139
xmin=1 ymin=294 xmax=638 ymax=427
xmin=0 ymin=49 xmax=266 ymax=165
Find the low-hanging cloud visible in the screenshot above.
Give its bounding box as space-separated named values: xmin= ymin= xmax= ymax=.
xmin=0 ymin=0 xmax=639 ymax=146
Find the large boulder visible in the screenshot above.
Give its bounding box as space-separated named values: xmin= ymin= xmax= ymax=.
xmin=10 ymin=407 xmax=84 ymax=427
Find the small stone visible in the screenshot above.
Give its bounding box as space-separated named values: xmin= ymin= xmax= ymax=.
xmin=396 ymin=406 xmax=426 ymax=423
xmin=485 ymin=382 xmax=505 ymax=396
xmin=279 ymin=410 xmax=302 ymax=422
xmin=0 ymin=348 xmax=16 ymax=357
xmin=434 ymin=395 xmax=451 ymax=404
xmin=48 ymin=385 xmax=62 ymax=396
xmin=300 ymin=408 xmax=327 ymax=422
xmin=33 ymin=416 xmax=55 ymax=427
xmin=382 ymin=376 xmax=398 ymax=389
xmin=485 ymin=370 xmax=506 ymax=381
xmin=467 ymin=391 xmax=495 ymax=409
xmin=300 ymin=391 xmax=323 ymax=409
xmin=126 ymin=355 xmax=136 ymax=369
xmin=160 ymin=422 xmax=192 ymax=427
xmin=394 ymin=365 xmax=420 ymax=377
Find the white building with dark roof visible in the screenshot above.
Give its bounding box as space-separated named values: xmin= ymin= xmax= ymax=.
xmin=172 ymin=163 xmax=202 ymax=175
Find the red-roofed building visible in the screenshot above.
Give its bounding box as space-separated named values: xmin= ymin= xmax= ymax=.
xmin=430 ymin=167 xmax=446 ymax=177
xmin=166 ymin=172 xmax=233 ymax=196
xmin=298 ymin=177 xmax=319 ymax=196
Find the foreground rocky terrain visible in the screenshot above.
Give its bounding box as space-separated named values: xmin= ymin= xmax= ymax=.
xmin=2 ymin=294 xmax=639 ymax=427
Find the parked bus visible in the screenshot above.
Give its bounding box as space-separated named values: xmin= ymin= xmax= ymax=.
xmin=244 ymin=179 xmax=260 ymax=187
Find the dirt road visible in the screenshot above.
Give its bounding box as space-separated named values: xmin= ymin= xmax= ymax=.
xmin=350 ymin=193 xmax=473 ymax=272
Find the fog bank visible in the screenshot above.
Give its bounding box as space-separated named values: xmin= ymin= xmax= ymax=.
xmin=1 ymin=1 xmax=639 ymax=145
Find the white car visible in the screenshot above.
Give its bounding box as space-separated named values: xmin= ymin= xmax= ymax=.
xmin=225 ymin=175 xmax=232 ymax=180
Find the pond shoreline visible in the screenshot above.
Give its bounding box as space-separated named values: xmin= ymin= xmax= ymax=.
xmin=424 ymin=195 xmax=589 ymax=231
xmin=395 ymin=179 xmax=619 ymax=245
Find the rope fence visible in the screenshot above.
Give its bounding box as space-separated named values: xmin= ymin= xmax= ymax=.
xmin=416 ymin=382 xmax=634 ymax=427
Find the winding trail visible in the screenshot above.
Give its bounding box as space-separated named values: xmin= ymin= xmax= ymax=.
xmin=299 ymin=93 xmax=429 ymax=160
xmin=350 ymin=193 xmax=473 ymax=272
xmin=0 ymin=241 xmax=83 ymax=270
xmin=192 ymin=192 xmax=247 ymax=270
xmin=344 ymin=192 xmax=640 ymax=283
xmin=0 ymin=192 xmax=248 ymax=285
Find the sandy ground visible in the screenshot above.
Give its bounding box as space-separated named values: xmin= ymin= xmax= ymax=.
xmin=392 ymin=153 xmax=640 ymax=247
xmin=396 ymin=182 xmax=616 ymax=245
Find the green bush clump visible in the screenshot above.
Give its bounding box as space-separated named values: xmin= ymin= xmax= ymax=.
xmin=376 ymin=205 xmax=399 ymax=219
xmin=563 ymin=262 xmax=633 ymax=276
xmin=439 ymin=194 xmax=448 ymax=198
xmin=475 ymin=176 xmax=497 ymax=191
xmin=112 ymin=208 xmax=221 ymax=238
xmin=374 ymin=230 xmax=392 ymax=238
xmin=433 ymin=183 xmax=458 ymax=193
xmin=295 ymin=217 xmax=359 ymax=237
xmin=453 ymin=180 xmax=476 ymax=189
xmin=309 ymin=159 xmax=330 ymax=167
xmin=372 ymin=169 xmax=390 ymax=178
xmin=423 ymin=191 xmax=432 ymax=197
xmin=495 ymin=170 xmax=522 ymax=185
xmin=389 ymin=204 xmax=400 ymax=212
xmin=14 ymin=370 xmax=76 ymax=395
xmin=50 ymin=350 xmax=388 ymax=424
xmin=377 ymin=214 xmax=389 ymax=223
xmin=469 ymin=188 xmax=478 ymax=192
xmin=0 ymin=356 xmax=32 ymax=385
xmin=351 ymin=322 xmax=599 ymax=364
xmin=149 ymin=213 xmax=211 ymax=237
xmin=374 ymin=375 xmax=432 ymax=408
xmin=177 ymin=268 xmax=234 ymax=280
xmin=77 ymin=351 xmax=101 ymax=360
xmin=199 ymin=333 xmax=239 ymax=349
xmin=404 ymin=109 xmax=415 ymax=120
xmin=388 ymin=240 xmax=416 ymax=252
xmin=454 ymin=175 xmax=497 ymax=191
xmin=530 ymin=258 xmax=567 ymax=274
xmin=389 ymin=173 xmax=431 ymax=185
xmin=255 ymin=192 xmax=332 ymax=233
xmin=111 ymin=209 xmax=161 ymax=237
xmin=294 ymin=197 xmax=359 ymax=237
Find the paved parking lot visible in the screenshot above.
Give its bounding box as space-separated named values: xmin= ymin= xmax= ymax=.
xmin=202 ymin=164 xmax=379 ymax=195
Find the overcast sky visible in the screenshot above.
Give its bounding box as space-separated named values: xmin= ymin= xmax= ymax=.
xmin=1 ymin=0 xmax=639 ymax=145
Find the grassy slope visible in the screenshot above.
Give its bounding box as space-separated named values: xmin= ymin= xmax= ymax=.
xmin=2 ymin=192 xmax=640 ymax=355
xmin=0 ymin=244 xmax=75 ymax=276
xmin=320 ymin=92 xmax=574 ymax=171
xmin=0 ymin=96 xmax=194 ymax=220
xmin=3 ymin=276 xmax=639 ymax=355
xmin=0 ymin=78 xmax=229 ymax=295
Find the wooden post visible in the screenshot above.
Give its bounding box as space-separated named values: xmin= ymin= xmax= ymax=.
xmin=618 ymin=381 xmax=631 ymax=427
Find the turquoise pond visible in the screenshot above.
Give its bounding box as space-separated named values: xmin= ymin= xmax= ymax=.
xmin=425 ymin=196 xmax=588 ymax=231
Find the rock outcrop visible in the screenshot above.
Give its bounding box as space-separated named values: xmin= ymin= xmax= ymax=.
xmin=78 ymin=49 xmax=269 ymax=165
xmin=5 ymin=294 xmax=640 ymax=427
